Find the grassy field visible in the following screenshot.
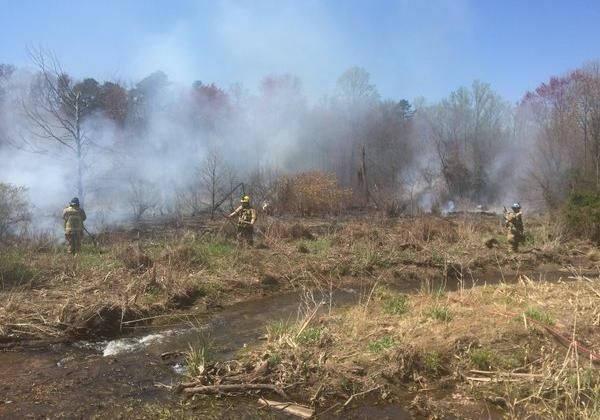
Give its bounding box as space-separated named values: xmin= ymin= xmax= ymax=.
xmin=0 ymin=213 xmax=593 ymax=343
xmin=2 ymin=212 xmax=599 ymax=417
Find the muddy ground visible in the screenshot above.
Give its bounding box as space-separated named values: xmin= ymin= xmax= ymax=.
xmin=1 ymin=213 xmax=599 ymax=418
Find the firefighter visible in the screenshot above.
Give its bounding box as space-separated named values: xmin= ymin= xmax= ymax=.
xmin=63 ymin=197 xmax=86 ymax=253
xmin=229 ymin=195 xmax=257 ymax=246
xmin=504 ymin=203 xmax=524 ymax=252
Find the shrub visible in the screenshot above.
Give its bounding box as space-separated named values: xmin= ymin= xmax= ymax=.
xmin=470 ymin=347 xmax=493 ymax=370
xmin=185 ymin=343 xmax=212 ymax=378
xmin=276 ymin=171 xmax=352 ymax=216
xmin=563 ymin=191 xmax=600 ymax=243
xmin=0 ymin=183 xmax=30 ymax=243
xmin=0 ymin=250 xmax=35 ymax=288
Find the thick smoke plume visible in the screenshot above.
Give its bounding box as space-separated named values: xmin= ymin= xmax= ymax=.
xmin=1 ymin=50 xmax=599 ymax=237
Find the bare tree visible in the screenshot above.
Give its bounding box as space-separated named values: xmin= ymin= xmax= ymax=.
xmin=224 ymin=162 xmax=239 ymax=210
xmin=201 ymin=148 xmax=225 ymax=219
xmin=23 ymin=49 xmax=93 ymax=203
xmin=177 ymin=177 xmax=204 ymax=217
xmin=0 ymin=183 xmax=30 ymax=242
xmin=424 ymin=81 xmax=510 ymax=203
xmin=128 ymin=178 xmax=159 ymax=223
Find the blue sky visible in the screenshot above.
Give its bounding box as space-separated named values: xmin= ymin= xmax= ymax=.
xmin=1 ymin=0 xmax=599 ymax=102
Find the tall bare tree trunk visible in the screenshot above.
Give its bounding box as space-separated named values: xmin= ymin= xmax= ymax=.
xmin=75 ymin=92 xmax=84 ymax=206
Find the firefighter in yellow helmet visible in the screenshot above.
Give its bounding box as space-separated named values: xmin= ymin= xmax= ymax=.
xmin=229 ymin=195 xmax=257 ymax=246
xmin=63 ymin=197 xmax=86 ymax=254
xmin=504 ymin=203 xmax=524 ymax=252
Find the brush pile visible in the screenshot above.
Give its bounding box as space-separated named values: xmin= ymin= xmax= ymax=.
xmin=174 ymin=359 xmax=289 ymax=399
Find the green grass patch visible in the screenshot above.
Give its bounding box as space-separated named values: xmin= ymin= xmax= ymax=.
xmin=0 ymin=250 xmax=36 ymax=288
xmin=266 ymin=320 xmax=295 ymax=341
xmin=383 ymin=295 xmax=409 ymax=315
xmin=267 ymin=354 xmax=282 ymax=368
xmin=522 ymin=232 xmax=535 ymax=246
xmin=298 ymin=238 xmax=331 ymax=254
xmin=339 ymin=376 xmax=355 ymax=394
xmin=568 ymin=368 xmax=600 ymax=390
xmin=200 ymin=240 xmax=234 ymax=257
xmin=367 ymin=335 xmax=398 ymax=353
xmin=470 ymin=347 xmax=493 ymax=370
xmin=144 ymin=285 xmax=162 ymax=299
xmin=524 ymin=307 xmax=554 ymax=325
xmin=424 ymin=306 xmax=453 ymax=322
xmin=428 ymin=250 xmax=445 ymax=265
xmin=297 ymin=326 xmax=324 ymax=344
xmin=375 ymin=286 xmax=410 ymax=315
xmin=496 ymin=348 xmax=527 ymax=370
xmin=423 ymin=352 xmax=443 ymax=376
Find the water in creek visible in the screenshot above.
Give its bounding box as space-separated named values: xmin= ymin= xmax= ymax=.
xmin=2 ymin=289 xmax=412 ymax=418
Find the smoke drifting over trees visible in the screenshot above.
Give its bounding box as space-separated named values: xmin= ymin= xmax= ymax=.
xmin=0 ymin=49 xmax=599 ymax=234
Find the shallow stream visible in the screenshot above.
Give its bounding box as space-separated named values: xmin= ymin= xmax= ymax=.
xmin=1 ymin=289 xmax=408 ymax=418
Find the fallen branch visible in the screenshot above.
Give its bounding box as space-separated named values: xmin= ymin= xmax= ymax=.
xmin=343 ymin=385 xmax=381 ymax=407
xmin=178 ymin=383 xmax=289 ymax=399
xmin=258 ymin=398 xmax=314 ymax=419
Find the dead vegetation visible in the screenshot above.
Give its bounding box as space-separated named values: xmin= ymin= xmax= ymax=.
xmin=179 ymin=272 xmax=600 ymax=418
xmin=0 ymin=213 xmax=594 ymax=347
xmin=1 ymin=212 xmax=599 ymax=416
xmin=115 ymin=244 xmax=153 ymax=272
xmin=275 ymin=171 xmax=352 ymax=216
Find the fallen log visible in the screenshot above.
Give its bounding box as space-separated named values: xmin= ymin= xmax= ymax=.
xmin=179 ymin=383 xmax=289 ymax=399
xmin=258 ymin=398 xmax=314 ymax=419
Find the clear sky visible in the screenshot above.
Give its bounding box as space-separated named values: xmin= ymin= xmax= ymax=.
xmin=1 ymin=0 xmax=599 ymax=102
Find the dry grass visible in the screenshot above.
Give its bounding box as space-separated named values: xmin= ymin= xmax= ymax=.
xmin=226 ymin=270 xmax=600 ymax=418
xmin=0 ymin=213 xmax=594 ymax=345
xmin=115 ymin=244 xmax=153 ymax=272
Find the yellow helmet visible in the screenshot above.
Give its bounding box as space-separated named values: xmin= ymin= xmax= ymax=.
xmin=240 ymin=195 xmax=250 ymax=203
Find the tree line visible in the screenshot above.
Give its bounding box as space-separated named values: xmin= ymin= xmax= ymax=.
xmin=1 ymin=50 xmax=599 ymax=226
